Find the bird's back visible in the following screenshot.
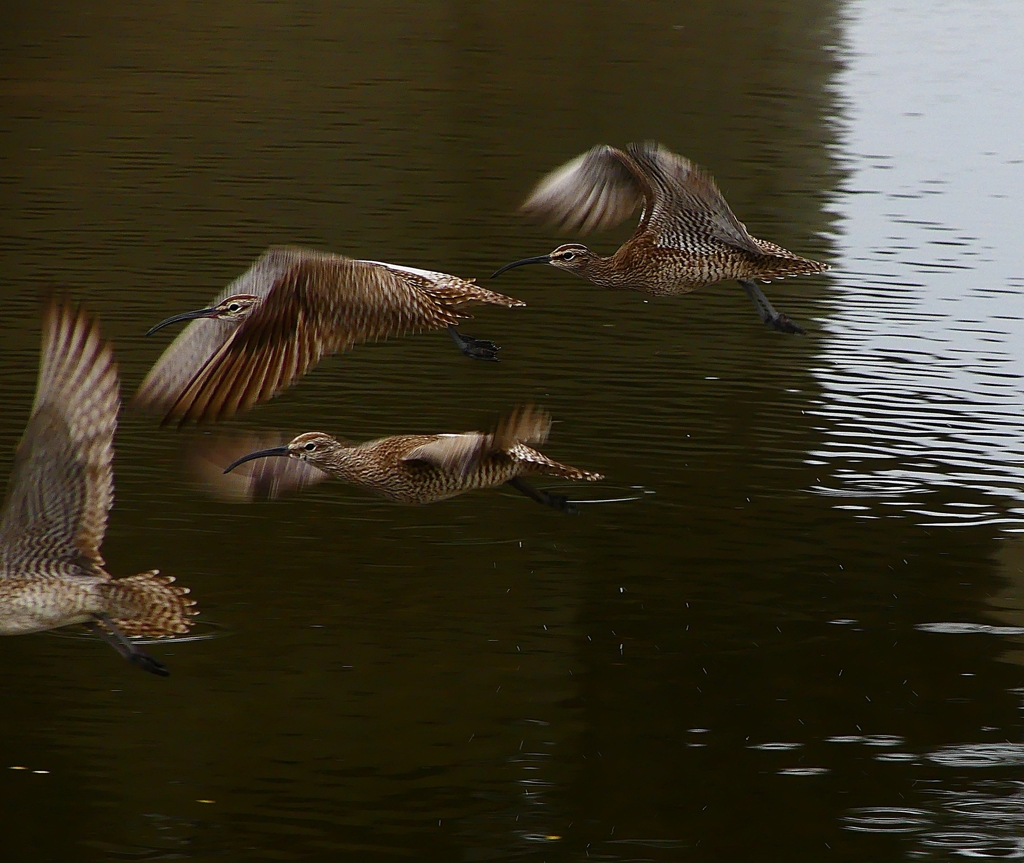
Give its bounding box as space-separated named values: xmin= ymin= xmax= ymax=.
xmin=328 ymin=434 xmax=521 ymax=504
xmin=609 ymin=235 xmax=828 ymax=296
xmin=330 ymin=405 xmax=598 ymax=504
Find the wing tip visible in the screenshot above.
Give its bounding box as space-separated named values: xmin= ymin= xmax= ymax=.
xmin=494 ymin=404 xmax=552 ymax=450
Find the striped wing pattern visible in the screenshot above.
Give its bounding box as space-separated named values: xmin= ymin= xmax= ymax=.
xmin=520 ymin=145 xmax=649 ymax=235
xmin=401 ymin=405 xmax=553 ymax=475
xmin=138 ymin=247 xmax=524 ymax=424
xmin=521 ymin=142 xmax=826 ymax=273
xmin=625 ymin=142 xmax=765 ymax=255
xmin=0 ymin=302 xmax=119 ymax=579
xmin=134 ymin=248 xmax=301 ymax=413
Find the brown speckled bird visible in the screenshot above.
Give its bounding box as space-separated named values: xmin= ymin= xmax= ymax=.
xmin=492 ymin=142 xmax=828 ymax=334
xmin=0 ymin=301 xmax=196 ymax=676
xmin=220 ymin=406 xmax=602 ymax=513
xmin=135 ymin=246 xmax=526 ymax=425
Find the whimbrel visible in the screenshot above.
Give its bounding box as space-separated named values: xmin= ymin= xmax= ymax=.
xmin=0 ymin=301 xmax=196 ymax=676
xmin=492 ymin=142 xmax=828 ymax=334
xmin=220 ymin=406 xmax=602 ymax=512
xmin=136 ymin=246 xmax=526 ymax=424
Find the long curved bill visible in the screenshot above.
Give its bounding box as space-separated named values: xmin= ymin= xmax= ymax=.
xmin=224 ymin=446 xmax=292 ymax=474
xmin=490 ymin=255 xmax=552 ymax=278
xmin=145 ymin=307 xmax=221 ymax=337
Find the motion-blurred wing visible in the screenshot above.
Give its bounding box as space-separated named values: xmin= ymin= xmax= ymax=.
xmin=135 ymin=247 xmax=308 ymax=416
xmin=520 ymin=145 xmax=649 ymax=236
xmin=402 ymin=433 xmax=489 ymax=475
xmin=162 ymin=254 xmax=464 ymax=423
xmin=625 ymin=142 xmax=763 ymax=255
xmin=0 ymin=301 xmax=119 ymax=578
xmin=402 ymin=405 xmax=552 ymax=474
xmin=187 ymin=431 xmax=329 ymax=502
xmin=491 ymin=404 xmax=551 ymax=449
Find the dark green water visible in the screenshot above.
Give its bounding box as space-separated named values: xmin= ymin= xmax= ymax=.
xmin=3 ymin=1 xmax=1024 ymax=859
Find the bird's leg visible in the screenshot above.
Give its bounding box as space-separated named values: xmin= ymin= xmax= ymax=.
xmin=89 ymin=615 xmax=170 ymax=677
xmin=506 ymin=477 xmax=578 ymax=514
xmin=447 ymin=326 xmax=501 ymax=362
xmin=738 ymin=280 xmax=806 ymax=335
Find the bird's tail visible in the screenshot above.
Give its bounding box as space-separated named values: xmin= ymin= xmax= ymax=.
xmin=429 ymin=277 xmax=527 ymax=311
xmin=510 ymin=445 xmax=604 ymax=482
xmin=751 ymin=240 xmax=830 ymax=279
xmin=102 ymin=571 xmax=197 ymax=637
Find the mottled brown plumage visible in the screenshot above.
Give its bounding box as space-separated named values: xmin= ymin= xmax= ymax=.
xmin=493 ymin=142 xmax=829 ymax=333
xmin=136 ymin=246 xmax=526 ymax=424
xmin=217 ymin=406 xmax=602 ymax=512
xmin=0 ymin=301 xmax=196 ymax=675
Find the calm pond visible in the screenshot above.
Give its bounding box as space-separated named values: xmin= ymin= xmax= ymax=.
xmin=2 ymin=0 xmax=1024 ymax=859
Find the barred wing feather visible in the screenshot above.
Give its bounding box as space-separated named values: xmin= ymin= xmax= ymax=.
xmin=0 ymin=302 xmax=119 ymax=578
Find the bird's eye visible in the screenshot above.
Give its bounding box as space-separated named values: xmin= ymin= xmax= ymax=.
xmin=227 ymin=303 xmax=242 ymax=312
xmin=562 ymin=251 xmax=576 ymax=261
xmin=304 ymin=442 xmax=317 ymax=451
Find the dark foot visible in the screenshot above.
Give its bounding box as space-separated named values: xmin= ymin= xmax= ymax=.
xmin=129 ymin=650 xmax=171 ymax=677
xmin=448 ymin=326 xmax=501 ymax=362
xmin=506 ymin=477 xmax=578 ymax=514
xmin=91 ymin=616 xmax=171 ymax=677
xmin=739 ymin=279 xmax=805 ymax=335
xmin=540 ymin=491 xmax=579 ymax=515
xmin=767 ymin=313 xmax=806 ymax=335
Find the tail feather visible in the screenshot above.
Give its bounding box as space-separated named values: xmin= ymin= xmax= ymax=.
xmin=103 ymin=570 xmax=197 ymax=637
xmin=751 ymin=240 xmax=830 ymax=278
xmin=510 ymin=444 xmax=603 ymax=482
xmin=428 ymin=277 xmax=527 ymax=311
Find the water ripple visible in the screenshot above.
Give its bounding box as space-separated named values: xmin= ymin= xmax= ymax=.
xmin=917 ymin=623 xmax=1024 ymax=637
xmin=843 ymin=806 xmax=931 ymax=834
xmin=928 ymin=744 xmax=1024 ymax=769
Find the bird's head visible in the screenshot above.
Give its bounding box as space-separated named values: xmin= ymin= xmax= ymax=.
xmin=223 ymin=431 xmax=343 ymax=474
xmin=284 ymin=432 xmax=345 ymax=465
xmin=491 ymin=243 xmax=595 ymax=278
xmin=145 ymin=294 xmax=261 ymax=336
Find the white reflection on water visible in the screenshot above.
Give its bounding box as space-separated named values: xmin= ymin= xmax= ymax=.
xmin=847 ymin=787 xmax=1024 ymax=857
xmin=917 ymin=782 xmax=1024 ymax=858
xmin=810 ymin=0 xmax=1024 ymax=530
xmin=928 ymin=744 xmax=1024 ymax=769
xmin=844 ymin=806 xmax=931 ymax=834
xmin=916 ymin=623 xmax=1024 ymax=637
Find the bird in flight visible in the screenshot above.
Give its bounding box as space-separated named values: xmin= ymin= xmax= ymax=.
xmin=493 ymin=142 xmax=828 ymax=333
xmin=136 ymin=246 xmax=525 ymax=424
xmin=0 ymin=300 xmax=196 ymax=676
xmin=217 ymin=405 xmax=602 ymax=513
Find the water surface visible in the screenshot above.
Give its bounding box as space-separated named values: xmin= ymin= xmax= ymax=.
xmin=2 ymin=0 xmax=1023 ymax=859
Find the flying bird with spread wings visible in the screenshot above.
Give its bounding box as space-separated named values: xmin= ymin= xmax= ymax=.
xmin=492 ymin=142 xmax=828 ymax=334
xmin=215 ymin=406 xmax=602 ymax=513
xmin=0 ymin=300 xmax=197 ymax=676
xmin=136 ymin=246 xmax=526 ymax=424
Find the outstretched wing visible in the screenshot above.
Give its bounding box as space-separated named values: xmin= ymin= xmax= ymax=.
xmin=145 ymin=250 xmax=469 ymax=424
xmin=624 ymin=142 xmax=763 ymax=255
xmin=402 ymin=432 xmax=489 ymax=475
xmin=0 ymin=301 xmax=119 ymax=579
xmin=520 ymin=145 xmax=650 ymax=236
xmin=134 ymin=247 xmax=310 ymax=416
xmin=401 ymin=405 xmax=552 ymax=475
